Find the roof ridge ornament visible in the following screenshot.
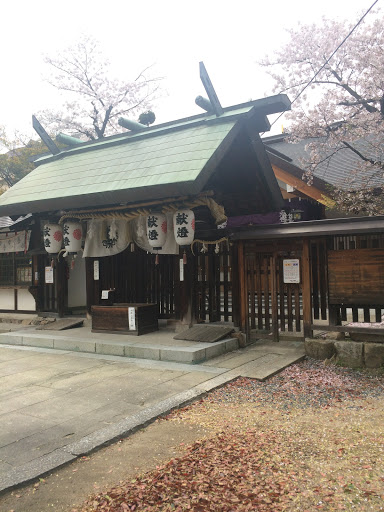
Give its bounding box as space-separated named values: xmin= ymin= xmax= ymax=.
xmin=195 ymin=95 xmax=213 ymax=113
xmin=56 ymin=132 xmax=83 ymax=146
xmin=199 ymin=61 xmax=223 ymax=117
xmin=32 ymin=115 xmax=60 ymax=155
xmin=118 ymin=117 xmax=147 ymax=132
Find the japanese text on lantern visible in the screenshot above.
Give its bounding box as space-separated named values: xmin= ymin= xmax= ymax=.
xmin=176 ymin=212 xmax=189 ymax=238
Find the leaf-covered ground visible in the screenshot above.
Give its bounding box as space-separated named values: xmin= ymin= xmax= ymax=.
xmin=78 ymin=359 xmax=384 ymax=511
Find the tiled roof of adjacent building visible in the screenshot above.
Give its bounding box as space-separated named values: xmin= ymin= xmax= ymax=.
xmin=263 ymin=135 xmax=384 ymax=189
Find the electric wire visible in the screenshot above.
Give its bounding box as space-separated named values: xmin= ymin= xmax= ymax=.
xmin=263 ymin=0 xmax=380 ymax=134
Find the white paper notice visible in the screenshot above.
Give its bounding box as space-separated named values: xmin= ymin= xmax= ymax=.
xmin=93 ymin=260 xmax=100 ymax=280
xmin=101 ymin=290 xmax=109 ymax=299
xmin=128 ymin=307 xmax=136 ymax=331
xmin=283 ymin=259 xmax=300 ymax=283
xmin=45 ymin=267 xmax=54 ymax=284
xmin=179 ymin=259 xmax=184 ymax=281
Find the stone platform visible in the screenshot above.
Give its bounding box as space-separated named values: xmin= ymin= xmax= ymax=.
xmin=0 ymin=325 xmax=239 ymax=364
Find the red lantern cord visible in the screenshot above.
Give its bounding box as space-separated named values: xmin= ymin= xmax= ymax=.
xmin=155 ymin=253 xmax=159 ymax=265
xmin=183 ymin=250 xmax=187 ymax=265
xmin=71 ymin=259 xmax=75 ymax=270
xmin=51 ymin=258 xmax=54 ymax=268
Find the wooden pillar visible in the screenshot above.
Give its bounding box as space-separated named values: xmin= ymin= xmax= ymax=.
xmin=29 ymin=221 xmax=44 ymax=313
xmin=179 ymin=249 xmax=196 ymax=326
xmin=28 ymin=255 xmax=43 ymax=314
xmin=237 ymin=241 xmax=248 ymax=336
xmin=136 ymin=251 xmax=145 ymax=303
xmin=208 ymin=247 xmax=217 ymax=322
xmin=56 ymin=258 xmax=66 ymax=318
xmin=231 ymin=242 xmax=240 ymax=327
xmin=271 ymin=253 xmax=279 ymax=342
xmin=85 ymin=258 xmax=98 ymax=318
xmin=302 ymin=238 xmax=313 ymax=338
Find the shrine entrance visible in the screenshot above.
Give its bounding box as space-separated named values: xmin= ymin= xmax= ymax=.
xmin=239 ymin=239 xmax=327 ymax=342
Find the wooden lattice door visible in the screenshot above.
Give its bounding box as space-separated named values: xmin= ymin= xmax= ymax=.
xmin=244 ymin=250 xmax=279 ymax=340
xmin=243 ymin=242 xmax=306 ymax=341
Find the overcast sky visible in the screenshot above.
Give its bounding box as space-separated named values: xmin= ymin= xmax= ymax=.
xmin=0 ymin=0 xmax=379 ymax=139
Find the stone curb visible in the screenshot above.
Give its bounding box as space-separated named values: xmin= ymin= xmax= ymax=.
xmin=0 ymin=372 xmax=239 ymax=494
xmin=0 ymin=450 xmax=76 ymax=494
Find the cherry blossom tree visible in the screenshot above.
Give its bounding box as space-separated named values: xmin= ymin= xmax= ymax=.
xmin=38 ymin=36 xmax=162 ymax=140
xmin=261 ymin=11 xmax=384 ymax=215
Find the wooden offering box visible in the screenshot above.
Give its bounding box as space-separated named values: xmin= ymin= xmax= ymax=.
xmin=91 ymin=303 xmax=158 ymax=335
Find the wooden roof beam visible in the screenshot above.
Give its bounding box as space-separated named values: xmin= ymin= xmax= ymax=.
xmin=272 ymin=164 xmax=334 ymax=206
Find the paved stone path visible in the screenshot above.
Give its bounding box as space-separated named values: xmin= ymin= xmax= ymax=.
xmin=0 ymin=340 xmax=305 ymax=492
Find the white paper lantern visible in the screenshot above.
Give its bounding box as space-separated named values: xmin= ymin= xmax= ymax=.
xmin=43 ymin=223 xmax=63 ymax=254
xmin=146 ymin=213 xmax=167 ymax=249
xmin=63 ymin=221 xmax=83 ymax=254
xmin=173 ymin=209 xmax=195 ymax=246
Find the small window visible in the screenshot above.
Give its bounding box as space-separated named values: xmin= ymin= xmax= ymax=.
xmin=0 ymin=255 xmax=15 ymax=285
xmin=0 ymin=254 xmax=32 ymax=286
xmin=16 ymin=265 xmax=32 ymax=284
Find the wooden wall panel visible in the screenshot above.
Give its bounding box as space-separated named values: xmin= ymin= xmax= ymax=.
xmin=328 ymin=249 xmax=384 ymax=305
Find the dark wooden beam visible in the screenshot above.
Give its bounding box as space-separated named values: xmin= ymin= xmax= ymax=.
xmin=245 ymin=122 xmax=284 ymax=212
xmin=179 ymin=250 xmax=196 ymax=326
xmin=56 ymin=258 xmax=66 ymax=318
xmin=302 ymin=238 xmax=313 ymax=338
xmin=85 ymin=258 xmax=95 ymax=317
xmin=271 ymin=252 xmax=279 ymax=342
xmin=231 ymin=215 xmax=384 ymax=241
xmin=238 ymin=241 xmax=248 ymax=336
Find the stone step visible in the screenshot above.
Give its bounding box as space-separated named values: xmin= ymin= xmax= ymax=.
xmin=0 ymin=331 xmax=239 ymax=364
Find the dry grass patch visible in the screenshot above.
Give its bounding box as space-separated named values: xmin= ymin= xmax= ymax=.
xmin=78 ymin=360 xmax=384 ymax=511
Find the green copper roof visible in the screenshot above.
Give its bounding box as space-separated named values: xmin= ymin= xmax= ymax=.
xmin=0 ymin=121 xmax=237 ymax=215
xmin=0 ymin=94 xmax=291 ymax=216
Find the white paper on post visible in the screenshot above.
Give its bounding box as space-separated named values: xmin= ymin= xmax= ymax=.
xmin=93 ymin=260 xmax=99 ymax=280
xmin=101 ymin=290 xmax=109 ymax=299
xmin=283 ymin=259 xmax=300 ymax=283
xmin=45 ymin=267 xmax=54 ymax=284
xmin=128 ymin=307 xmax=136 ymax=331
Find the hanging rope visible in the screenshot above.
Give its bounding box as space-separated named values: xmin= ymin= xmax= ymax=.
xmin=190 ymin=237 xmax=228 ymax=256
xmin=59 ymin=196 xmax=227 ymax=225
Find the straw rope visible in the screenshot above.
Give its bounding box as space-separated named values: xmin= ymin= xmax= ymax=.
xmin=190 ymin=237 xmax=228 ymax=256
xmin=59 ymin=197 xmax=227 ymax=225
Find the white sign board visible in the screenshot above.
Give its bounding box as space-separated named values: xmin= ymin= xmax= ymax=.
xmin=179 ymin=258 xmax=184 ymax=281
xmin=283 ymin=259 xmax=300 ymax=283
xmin=101 ymin=290 xmax=109 ymax=299
xmin=45 ymin=266 xmax=54 ymax=284
xmin=93 ymin=260 xmax=100 ymax=281
xmin=128 ymin=307 xmax=136 ymax=331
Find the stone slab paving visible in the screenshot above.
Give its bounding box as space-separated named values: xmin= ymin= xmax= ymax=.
xmin=0 ymin=339 xmax=305 ymax=492
xmin=0 ymin=326 xmax=239 ymax=364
